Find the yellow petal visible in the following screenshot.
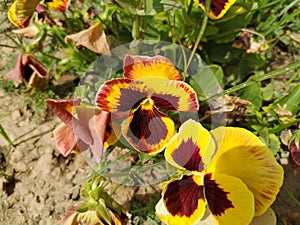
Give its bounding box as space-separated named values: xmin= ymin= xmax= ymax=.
xmin=123 ymin=55 xmax=181 ymax=80
xmin=141 ymin=76 xmax=199 ymax=112
xmin=165 ymin=119 xmax=216 ymax=172
xmin=194 ymin=0 xmax=236 ymax=20
xmin=208 ymin=127 xmax=284 ymax=216
xmin=204 ymin=173 xmax=254 ymax=225
xmin=157 ymin=175 xmax=206 ymax=225
xmin=8 ymin=0 xmax=40 ymax=28
xmin=45 ymin=0 xmax=70 ymax=12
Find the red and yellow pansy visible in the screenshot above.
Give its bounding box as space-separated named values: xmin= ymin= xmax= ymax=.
xmin=156 ymin=119 xmax=284 ymax=225
xmin=96 ymin=55 xmax=199 ymax=155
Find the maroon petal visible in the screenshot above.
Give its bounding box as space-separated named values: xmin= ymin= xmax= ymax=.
xmin=6 ymin=54 xmax=24 ymax=86
xmin=290 ymin=139 xmax=300 ymax=167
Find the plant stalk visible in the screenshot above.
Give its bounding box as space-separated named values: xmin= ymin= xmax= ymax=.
xmin=183 ymin=0 xmax=211 ymax=79
xmin=205 ymin=61 xmax=300 ymax=101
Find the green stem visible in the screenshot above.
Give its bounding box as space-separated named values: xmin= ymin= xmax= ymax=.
xmin=183 ymin=0 xmax=211 ymax=79
xmin=0 ymin=124 xmax=13 ymax=146
xmin=282 ymin=185 xmax=300 ymax=207
xmin=205 ymin=61 xmax=300 ymax=101
xmin=187 ymin=0 xmax=194 ymax=15
xmin=134 ymin=1 xmax=143 ymax=40
xmin=0 ymin=44 xmax=17 ymax=49
xmin=269 ymin=118 xmax=300 ymax=134
xmin=276 ymin=68 xmax=300 ymax=91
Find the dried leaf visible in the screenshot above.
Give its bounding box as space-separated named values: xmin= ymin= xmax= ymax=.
xmin=12 ymin=25 xmax=39 ymax=39
xmin=65 ymin=22 xmax=110 ymax=54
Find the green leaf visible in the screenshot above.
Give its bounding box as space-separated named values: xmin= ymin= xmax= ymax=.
xmin=258 ymin=128 xmax=281 ymax=154
xmin=261 ymin=80 xmax=275 ymax=101
xmin=269 ymin=133 xmax=281 ymax=154
xmin=0 ymin=124 xmax=13 ymax=145
xmin=189 ymin=64 xmax=224 ymax=100
xmin=82 ymin=183 xmax=92 ymax=197
xmin=276 ymin=83 xmax=300 ymax=115
xmin=239 ymin=82 xmax=262 ymax=109
xmin=238 ymin=54 xmax=266 ymax=79
xmin=144 ymin=0 xmax=153 ymax=14
xmin=97 ymin=198 xmax=112 ymax=225
xmin=90 ymin=187 xmax=101 ymax=201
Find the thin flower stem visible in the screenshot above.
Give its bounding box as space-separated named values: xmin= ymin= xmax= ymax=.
xmin=187 ymin=0 xmax=194 ymax=15
xmin=0 ymin=44 xmax=17 ymax=49
xmin=282 ymin=185 xmax=300 ymax=207
xmin=183 ymin=0 xmax=211 ymax=80
xmin=276 ymin=68 xmax=300 ymax=91
xmin=135 ymin=1 xmax=143 ymax=40
xmin=205 ymin=61 xmax=300 ymax=101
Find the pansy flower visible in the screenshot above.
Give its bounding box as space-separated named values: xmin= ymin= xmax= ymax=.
xmin=194 ymin=0 xmax=236 ymax=20
xmin=156 ymin=119 xmax=284 ymax=225
xmin=46 ymin=98 xmax=117 ymax=162
xmin=8 ymin=0 xmax=70 ymax=28
xmin=6 ymin=53 xmax=50 ymax=88
xmin=96 ymin=55 xmax=199 ymax=155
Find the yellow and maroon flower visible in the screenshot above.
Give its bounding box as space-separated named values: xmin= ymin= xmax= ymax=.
xmin=156 ymin=119 xmax=284 ymax=225
xmin=96 ymin=55 xmax=199 ymax=155
xmin=8 ymin=0 xmax=69 ymax=28
xmin=194 ymin=0 xmax=236 ymax=20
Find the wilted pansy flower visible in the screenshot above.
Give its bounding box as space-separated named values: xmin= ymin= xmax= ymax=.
xmin=96 ymin=55 xmax=199 ymax=154
xmin=194 ymin=0 xmax=236 ymax=20
xmin=46 ymin=98 xmax=117 ymax=163
xmin=156 ymin=119 xmax=284 ymax=225
xmin=6 ymin=53 xmax=49 ymax=88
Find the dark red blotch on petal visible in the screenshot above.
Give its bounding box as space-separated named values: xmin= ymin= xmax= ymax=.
xmin=200 ymin=0 xmax=229 ymax=17
xmin=151 ymin=94 xmax=179 ymax=111
xmin=125 ymin=106 xmax=168 ymax=153
xmin=118 ymin=88 xmax=148 ymax=112
xmin=290 ymin=140 xmax=300 ymax=166
xmin=171 ymin=138 xmax=205 ymax=172
xmin=164 ymin=175 xmax=204 ymax=217
xmin=204 ymin=173 xmax=234 ymax=216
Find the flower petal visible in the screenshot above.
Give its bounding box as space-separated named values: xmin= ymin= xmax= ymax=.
xmin=290 ymin=139 xmax=300 ymax=168
xmin=96 ymin=78 xmax=147 ymax=114
xmin=45 ymin=98 xmax=81 ymax=124
xmin=165 ymin=119 xmax=216 ymax=172
xmin=46 ymin=98 xmax=93 ymax=145
xmin=45 ymin=0 xmax=70 ymax=12
xmin=6 ymin=54 xmax=24 ymax=86
xmin=53 ymin=123 xmax=78 ymax=157
xmin=194 ymin=0 xmax=237 ymax=20
xmin=144 ymin=77 xmax=199 ymax=111
xmin=157 ymin=175 xmax=206 ymax=225
xmin=208 ymin=127 xmax=284 ymax=216
xmin=123 ymin=55 xmax=181 ymax=80
xmin=122 ymin=104 xmax=175 ymax=154
xmin=204 ymin=173 xmax=254 ymax=225
xmin=8 ymin=0 xmax=39 ymax=28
